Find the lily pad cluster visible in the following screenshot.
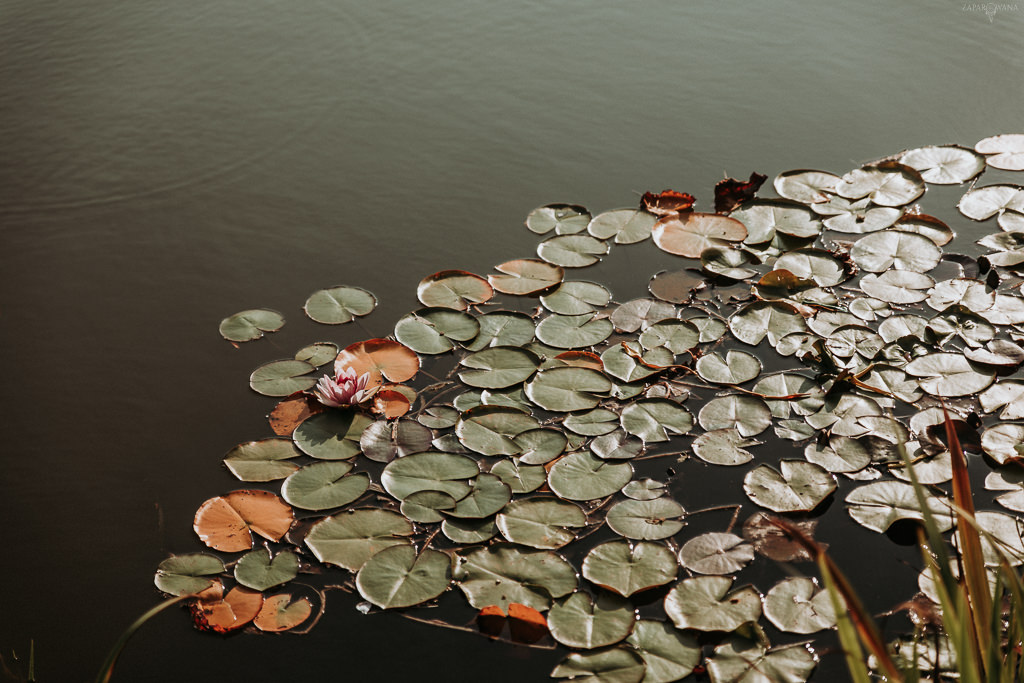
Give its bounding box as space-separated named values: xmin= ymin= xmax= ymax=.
xmin=160 ymin=135 xmax=1024 ymax=682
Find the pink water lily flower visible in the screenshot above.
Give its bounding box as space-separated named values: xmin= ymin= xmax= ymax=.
xmin=312 ymin=366 xmax=372 ymax=407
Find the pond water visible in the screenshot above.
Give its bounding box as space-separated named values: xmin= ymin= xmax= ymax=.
xmin=2 ymin=1 xmax=1023 ymax=681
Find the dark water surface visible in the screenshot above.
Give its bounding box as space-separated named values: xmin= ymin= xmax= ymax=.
xmin=2 ymin=1 xmax=1023 ymax=681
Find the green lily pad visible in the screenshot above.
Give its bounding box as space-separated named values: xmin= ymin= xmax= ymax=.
xmin=639 ymin=319 xmax=700 ymax=354
xmin=538 ymin=234 xmax=609 ymax=268
xmin=380 ymin=451 xmax=479 ymax=501
xmin=394 ymin=308 xmax=479 ymax=354
xmin=453 ymin=544 xmax=577 ymax=611
xmin=540 ymin=280 xmax=613 ymax=315
xmin=664 ymin=576 xmax=762 ymax=632
xmin=763 ymin=577 xmax=837 ymax=634
xmin=496 ymin=497 xmax=587 ymax=549
xmin=459 ymin=346 xmax=540 ymax=389
xmin=525 ymin=366 xmax=613 ymax=412
xmin=731 ymin=199 xmax=821 ymax=243
xmin=620 ymin=398 xmax=693 ymax=443
xmin=582 ymin=541 xmax=677 ymax=597
xmin=400 ymin=490 xmax=457 ymax=523
xmin=536 ymin=313 xmax=615 ymax=349
xmin=845 ymin=480 xmax=953 ymax=533
xmin=527 ymin=203 xmax=591 ymax=235
xmin=610 ymin=298 xmax=677 ymax=333
xmin=455 ymin=406 xmax=539 ymax=456
xmin=548 ymin=451 xmax=633 ymax=501
xmin=234 ymin=549 xmax=299 ymax=591
xmin=729 ymin=301 xmax=807 ymax=346
xmin=851 ymin=230 xmax=942 ymax=273
xmin=359 ymin=419 xmax=434 ymax=463
xmin=223 ymin=438 xmax=300 ymax=482
xmin=489 ymin=259 xmax=564 ymax=296
xmin=588 ymin=208 xmax=657 ymax=244
xmin=154 ymin=554 xmax=225 ymax=595
xmin=249 ymin=359 xmax=317 ymax=397
xmin=551 ymin=648 xmax=646 ymax=683
xmin=743 ymin=461 xmax=836 ymax=513
xmin=281 ymin=461 xmax=370 ymax=510
xmin=294 ymin=342 xmax=339 ymax=367
xmin=591 ymin=430 xmax=644 ymax=460
xmin=219 ymin=309 xmax=285 ymax=342
xmin=696 ymin=350 xmax=761 ymax=384
xmin=606 ymin=498 xmax=685 ymax=540
xmin=698 ymin=395 xmax=772 ymax=437
xmin=416 ymin=270 xmax=493 ymax=310
xmin=514 ymin=428 xmax=569 ymax=465
xmin=905 ymin=352 xmax=995 ymax=397
xmin=678 ymin=533 xmax=755 ymax=575
xmin=601 ymin=343 xmax=672 ymax=383
xmin=293 ymin=410 xmax=373 ymax=460
xmin=707 ymin=638 xmax=817 ymax=683
xmin=305 ymin=508 xmax=414 ymax=571
xmin=548 ymin=592 xmax=635 ymax=649
xmin=446 ymin=473 xmax=512 ymax=519
xmin=304 ymin=286 xmax=377 ymax=324
xmin=564 ymin=408 xmax=621 ymax=436
xmin=626 ymin=620 xmax=701 ymax=683
xmin=490 ymin=458 xmax=547 ymax=494
xmin=836 ymin=163 xmax=924 ymax=207
xmin=900 ymin=144 xmax=985 ymax=184
xmin=692 ymin=430 xmax=757 ymax=466
xmin=356 ymin=545 xmax=451 ymax=609
xmin=463 ymin=311 xmax=536 ymax=351
xmin=442 ymin=517 xmax=499 ymax=544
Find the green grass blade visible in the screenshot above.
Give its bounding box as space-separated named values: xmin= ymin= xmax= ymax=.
xmin=95 ymin=595 xmax=192 ymax=683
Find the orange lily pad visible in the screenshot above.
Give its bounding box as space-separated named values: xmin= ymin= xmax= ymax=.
xmin=253 ymin=593 xmax=313 ymax=632
xmin=372 ymin=389 xmax=412 ymax=419
xmin=554 ymin=350 xmax=604 ymax=371
xmin=267 ymin=394 xmax=325 ymax=436
xmin=191 ymin=586 xmax=264 ymax=633
xmin=334 ymin=339 xmax=419 ymax=384
xmin=194 ymin=490 xmax=294 ymax=552
xmin=476 ymin=603 xmax=549 ymax=643
xmin=652 ymin=212 xmax=747 ymax=259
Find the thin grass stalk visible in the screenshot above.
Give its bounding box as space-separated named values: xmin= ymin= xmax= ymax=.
xmin=942 ymin=405 xmax=993 ymax=678
xmin=95 ymin=595 xmax=192 ymax=683
xmin=816 ymin=554 xmax=876 ymax=683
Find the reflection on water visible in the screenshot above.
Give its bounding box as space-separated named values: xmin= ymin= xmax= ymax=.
xmin=1 ymin=1 xmax=1022 ymax=680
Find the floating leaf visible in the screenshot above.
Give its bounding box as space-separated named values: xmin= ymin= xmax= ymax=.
xmin=464 ymin=311 xmax=536 ymax=350
xmin=588 ymin=208 xmax=657 ymax=244
xmin=551 ymin=648 xmax=646 ymax=683
xmin=295 ymin=342 xmax=338 ymax=367
xmin=459 ymin=346 xmax=540 ymax=389
xmin=515 ymin=428 xmax=569 ymax=465
xmin=899 ymin=145 xmax=985 ymax=184
xmin=253 ymin=594 xmax=312 ymax=632
xmin=653 ymin=212 xmax=747 ymax=258
xmin=491 ymin=458 xmax=548 ymax=493
xmin=194 ymin=490 xmax=294 ymax=552
xmin=538 ymin=234 xmax=609 ymax=268
xmin=957 ymin=184 xmax=1024 ymax=223
xmin=219 ymin=309 xmax=284 ymax=342
xmin=582 ymin=541 xmax=678 ymax=597
xmin=541 ymin=280 xmax=612 ymax=315
xmin=976 ymin=133 xmax=1024 ymax=171
xmin=400 ymin=490 xmax=457 ymax=523
xmin=698 ymin=395 xmax=772 ymax=437
xmin=743 ymin=461 xmax=835 ymax=513
xmin=154 ymin=554 xmax=225 ymax=596
xmin=234 ymin=549 xmax=299 ymax=591
xmin=536 ymin=312 xmax=614 ymax=349
xmin=762 ymin=577 xmax=836 ymax=634
xmin=701 ymin=246 xmax=760 ymax=280
xmin=334 ymin=339 xmax=419 ymax=384
xmin=774 ymin=169 xmax=839 ymax=204
xmin=223 ymin=438 xmax=300 ymax=482
xmin=606 ymin=498 xmax=685 ymax=541
xmin=381 ymin=451 xmax=479 ymax=500
xmin=416 ymin=270 xmax=494 ymax=310
xmin=304 ymin=286 xmax=376 ymax=324
xmin=639 ymin=319 xmax=700 ymax=354
xmin=417 ymin=405 xmax=460 ymax=430
xmin=696 ymin=350 xmax=761 ymax=384
xmin=455 ymin=406 xmax=538 ymax=456
xmin=845 ymin=480 xmax=953 ymax=533
xmin=442 ymin=517 xmax=499 ymax=544
xmin=626 ymin=620 xmax=701 ymax=683
xmin=591 ymin=430 xmax=644 ymax=460
xmin=496 ymin=497 xmax=587 ymax=549
xmin=980 ymin=423 xmax=1024 ymax=465
xmin=860 ymin=270 xmax=933 ymax=304
xmin=692 ymin=429 xmax=757 ymax=466
xmin=394 ymin=308 xmax=479 ymax=354
xmin=648 ymin=269 xmax=705 ymax=303
xmin=249 ymin=359 xmax=317 ymax=397
xmin=601 ymin=343 xmax=671 ymax=383
xmin=489 ymin=259 xmax=564 ymax=295
xmin=706 ymin=638 xmax=816 ymax=683
xmin=305 ymin=508 xmax=414 ymax=571
xmin=548 ymin=592 xmax=635 ymax=649
xmin=527 ymin=203 xmax=591 ymax=235
xmin=678 ymin=533 xmax=754 ymax=575
xmin=192 ymin=586 xmax=263 ymax=634
xmin=548 ymin=451 xmax=633 ymax=501
xmin=359 ymin=419 xmax=433 ymax=463
xmin=293 ymin=410 xmax=372 ymax=460
xmin=731 ymin=200 xmax=820 ymax=244
xmin=905 ymin=352 xmax=995 ymax=397
xmin=281 ymin=461 xmax=370 ymax=510
xmin=620 ymin=398 xmax=693 ymax=443
xmin=729 ymin=301 xmax=807 ymax=346
xmin=611 ymin=299 xmax=677 ymax=333
xmin=447 ymin=473 xmax=512 ymax=519
xmin=835 ymin=163 xmax=924 ymax=207
xmin=851 ymin=230 xmax=942 ymax=273
xmin=356 ymin=545 xmax=451 ymax=609
xmin=664 ymin=576 xmax=762 ymax=632
xmin=454 ymin=544 xmax=577 ymax=611
xmin=267 ymin=394 xmax=325 ymax=436
xmin=742 ymin=513 xmax=819 ymax=562
xmin=525 ymin=366 xmax=613 ymax=412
